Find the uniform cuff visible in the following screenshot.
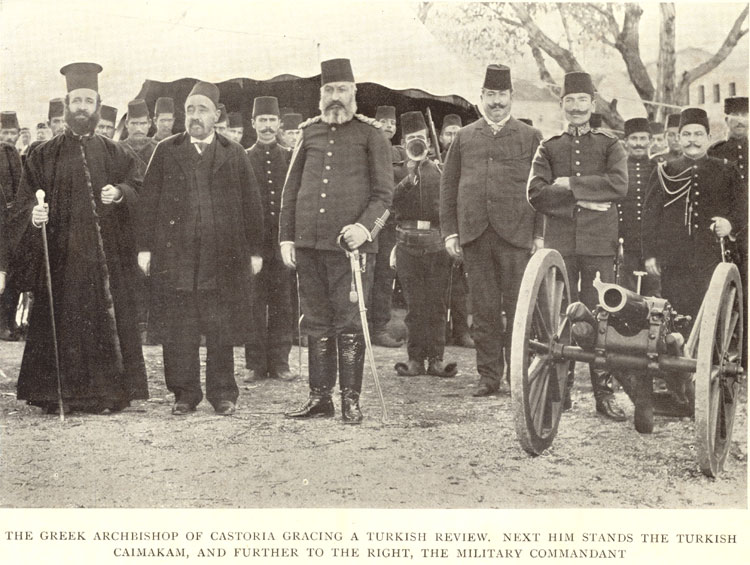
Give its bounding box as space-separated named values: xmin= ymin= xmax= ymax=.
xmin=355 ymin=223 xmax=372 ymax=242
xmin=445 ymin=234 xmax=458 ymax=242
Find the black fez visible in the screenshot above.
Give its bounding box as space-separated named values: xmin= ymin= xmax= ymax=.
xmin=187 ymin=81 xmax=220 ymax=108
xmin=228 ymin=112 xmax=244 ymax=128
xmin=60 ymin=62 xmax=102 ymax=92
xmin=589 ymin=113 xmax=603 ymax=128
xmin=217 ymin=103 xmax=227 ymax=123
xmin=155 ymin=97 xmax=174 ymax=115
xmin=400 ymin=111 xmax=427 ymax=135
xmin=518 ymin=118 xmax=533 ymax=126
xmin=679 ymin=108 xmax=710 ymax=133
xmin=321 ymin=58 xmax=355 ymax=85
xmin=100 ymin=105 xmax=117 ymax=123
xmin=649 ymin=121 xmax=664 ymax=135
xmin=624 ymin=117 xmax=650 ymax=137
xmin=127 ymin=99 xmax=149 ymax=120
xmin=441 ymin=114 xmax=462 ymax=132
xmin=724 ymin=97 xmax=748 ymax=115
xmin=281 ymin=113 xmax=303 ymax=130
xmin=375 ymin=106 xmax=396 ymax=121
xmin=0 ymin=112 xmax=19 ymax=130
xmin=48 ymin=98 xmax=64 ymax=119
xmin=562 ymin=71 xmax=595 ymax=98
xmin=666 ymin=113 xmax=681 ymax=129
xmin=252 ymin=96 xmax=280 ymax=117
xmin=483 ymin=64 xmax=512 ymax=91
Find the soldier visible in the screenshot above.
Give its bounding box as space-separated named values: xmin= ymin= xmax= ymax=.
xmin=278 ymin=112 xmax=302 ymax=149
xmin=393 ymin=111 xmax=456 ymax=377
xmin=226 ymin=112 xmax=245 ymax=145
xmin=120 ymin=99 xmax=157 ymax=178
xmin=214 ymin=103 xmax=228 ymax=136
xmin=441 ymin=64 xmax=543 ymax=397
xmin=244 ymin=96 xmax=295 ymax=382
xmin=0 ymin=112 xmax=21 ymax=145
xmin=280 ymin=58 xmax=393 ymax=424
xmin=652 ymin=113 xmax=683 ymax=165
xmin=35 ymin=123 xmax=52 ymax=142
xmin=95 ymin=105 xmax=117 ymax=139
xmin=439 ymin=114 xmax=462 ymax=150
xmin=0 ymin=133 xmax=22 ymax=340
xmin=138 ymin=80 xmax=264 ymax=416
xmin=152 ymin=97 xmax=175 ymax=143
xmin=709 ymin=96 xmax=748 ymax=179
xmin=26 ymin=99 xmax=67 ymax=159
xmin=528 ymin=71 xmax=628 ymax=421
xmin=649 ymin=120 xmax=667 ymax=158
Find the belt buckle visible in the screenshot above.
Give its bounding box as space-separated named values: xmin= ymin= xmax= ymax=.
xmin=416 ymin=220 xmax=431 ymax=230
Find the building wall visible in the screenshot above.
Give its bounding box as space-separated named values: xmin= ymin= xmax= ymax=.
xmin=688 ymin=62 xmax=748 ymax=139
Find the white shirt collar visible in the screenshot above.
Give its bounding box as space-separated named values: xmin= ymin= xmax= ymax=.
xmin=484 ymin=114 xmax=512 ymax=129
xmin=190 ymin=132 xmax=215 ymax=145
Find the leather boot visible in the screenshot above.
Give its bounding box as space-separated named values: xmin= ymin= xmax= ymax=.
xmin=338 ymin=333 xmax=365 ymax=424
xmin=285 ymin=335 xmax=336 ymax=419
xmin=591 ymin=368 xmax=626 ymax=421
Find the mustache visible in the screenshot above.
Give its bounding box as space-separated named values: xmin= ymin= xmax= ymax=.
xmin=631 ymin=145 xmax=648 ymax=150
xmin=685 ymin=142 xmax=702 ymax=147
xmin=567 ymin=110 xmax=588 ymax=116
xmin=487 ymin=103 xmax=507 ymax=110
xmin=260 ymin=127 xmax=275 ymax=134
xmin=188 ymin=119 xmax=204 ymax=128
xmin=326 ymin=102 xmax=345 ymax=110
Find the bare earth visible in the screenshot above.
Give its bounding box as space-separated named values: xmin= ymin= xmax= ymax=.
xmin=0 ymin=311 xmax=746 ymax=509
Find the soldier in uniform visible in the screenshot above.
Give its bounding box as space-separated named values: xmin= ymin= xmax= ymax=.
xmin=0 ymin=133 xmax=22 ymax=340
xmin=652 ymin=113 xmax=683 ymax=165
xmin=226 ymin=112 xmax=245 ymax=145
xmin=243 ymin=96 xmax=295 ymax=382
xmin=528 ymin=71 xmax=628 ymax=421
xmin=280 ymin=58 xmax=393 ymax=424
xmin=95 ymin=105 xmax=117 ymax=139
xmin=0 ymin=112 xmax=21 ymax=145
xmin=151 ymin=97 xmax=175 ymax=143
xmin=649 ymin=120 xmax=667 ymax=159
xmin=393 ymin=111 xmax=456 ymax=377
xmin=120 ymin=99 xmax=157 ymax=178
xmin=441 ymin=64 xmax=543 ymax=397
xmin=214 ymin=103 xmax=228 ymax=136
xmin=709 ymin=97 xmax=748 ymax=179
xmin=278 ymin=112 xmax=303 ymax=149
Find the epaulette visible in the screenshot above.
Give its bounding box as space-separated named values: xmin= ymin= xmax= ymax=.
xmin=592 ymin=129 xmax=618 ymax=139
xmin=355 ymin=114 xmax=382 ymax=128
xmin=299 ymin=115 xmax=322 ymax=129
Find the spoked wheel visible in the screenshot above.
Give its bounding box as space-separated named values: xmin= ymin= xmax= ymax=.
xmin=511 ymin=249 xmax=572 ymax=455
xmin=694 ymin=263 xmax=743 ymax=477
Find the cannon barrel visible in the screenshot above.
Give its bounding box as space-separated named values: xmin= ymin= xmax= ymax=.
xmin=593 ymin=276 xmax=650 ymax=323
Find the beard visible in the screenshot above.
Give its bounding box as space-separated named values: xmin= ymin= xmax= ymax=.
xmin=126 ymin=134 xmax=150 ymax=150
xmin=65 ymin=107 xmax=100 ymax=136
xmin=320 ymin=98 xmax=357 ymax=125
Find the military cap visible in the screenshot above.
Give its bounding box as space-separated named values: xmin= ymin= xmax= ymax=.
xmin=483 ymin=64 xmax=512 ymax=91
xmin=60 ymin=62 xmax=102 ymax=92
xmin=679 ymin=108 xmax=710 ymax=133
xmin=649 ymin=121 xmax=664 ymax=135
xmin=127 ymin=99 xmax=149 ymax=120
xmin=48 ymin=98 xmax=64 ymax=119
xmin=252 ymin=96 xmax=280 ymax=117
xmin=155 ymin=97 xmax=174 ymax=115
xmin=561 ymin=72 xmax=595 ymax=98
xmin=227 ymin=112 xmax=244 ymax=128
xmin=589 ymin=113 xmax=603 ymax=128
xmin=0 ymin=111 xmax=20 ymax=130
xmin=400 ymin=111 xmax=427 ymax=135
xmin=100 ymin=105 xmax=118 ymax=123
xmin=375 ymin=106 xmax=396 ymax=121
xmin=624 ymin=117 xmax=650 ymax=137
xmin=441 ymin=114 xmax=462 ymax=132
xmin=281 ymin=113 xmax=303 ymax=130
xmin=724 ymin=97 xmax=748 ymax=115
xmin=187 ymin=81 xmax=220 ymax=108
xmin=665 ymin=113 xmax=680 ymax=129
xmin=321 ymin=58 xmax=355 ymax=85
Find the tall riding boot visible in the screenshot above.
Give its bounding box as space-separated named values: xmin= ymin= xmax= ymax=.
xmin=338 ymin=333 xmax=365 ymax=424
xmin=591 ymin=368 xmax=626 ymax=421
xmin=285 ymin=335 xmax=337 ymax=418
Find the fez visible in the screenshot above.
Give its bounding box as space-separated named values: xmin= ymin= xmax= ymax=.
xmin=155 ymin=97 xmax=174 ymax=115
xmin=60 ymin=62 xmax=102 ymax=92
xmin=217 ymin=103 xmax=228 ymax=123
xmin=441 ymin=114 xmax=462 ymax=132
xmin=666 ymin=113 xmax=680 ymax=129
xmin=187 ymin=81 xmax=220 ymax=108
xmin=100 ymin=105 xmax=118 ymax=123
xmin=127 ymin=99 xmax=149 ymax=120
xmin=0 ymin=111 xmax=20 ymax=130
xmin=252 ymin=96 xmax=280 ymax=117
xmin=561 ymin=71 xmax=595 ymax=98
xmin=724 ymin=96 xmax=748 ymax=115
xmin=281 ymin=113 xmax=303 ymax=130
xmin=279 ymin=107 xmax=294 ymax=116
xmin=679 ymin=108 xmax=710 ymax=133
xmin=321 ymin=58 xmax=355 ymax=85
xmin=400 ymin=111 xmax=427 ymax=135
xmin=624 ymin=117 xmax=650 ymax=138
xmin=649 ymin=121 xmax=664 ymax=135
xmin=589 ymin=113 xmax=603 ymax=128
xmin=48 ymin=98 xmax=64 ymax=119
xmin=375 ymin=106 xmax=396 ymax=121
xmin=518 ymin=118 xmax=533 ymax=126
xmin=228 ymin=112 xmax=244 ymax=128
xmin=483 ymin=64 xmax=512 ymax=91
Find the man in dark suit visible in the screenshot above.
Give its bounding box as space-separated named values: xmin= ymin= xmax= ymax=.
xmin=280 ymin=58 xmax=393 ymax=424
xmin=0 ymin=137 xmax=22 ymax=340
xmin=528 ymin=71 xmax=628 ymax=421
xmin=138 ymin=81 xmax=264 ymax=416
xmin=441 ymin=64 xmax=543 ymax=397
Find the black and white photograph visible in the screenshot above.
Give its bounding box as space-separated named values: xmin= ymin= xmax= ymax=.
xmin=0 ymin=0 xmax=747 ymax=562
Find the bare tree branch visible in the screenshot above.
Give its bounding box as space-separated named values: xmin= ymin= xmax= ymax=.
xmin=613 ymin=3 xmax=655 ymax=102
xmin=557 ymin=4 xmax=575 ymax=51
xmin=417 ymin=2 xmax=433 ymax=25
xmin=509 ymin=3 xmax=583 ymax=71
xmin=655 ymin=3 xmax=676 ymax=119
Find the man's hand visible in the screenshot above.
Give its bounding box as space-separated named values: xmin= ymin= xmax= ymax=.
xmin=644 ymin=257 xmax=661 ymax=277
xmin=280 ymin=242 xmax=296 ymax=269
xmin=100 ymin=184 xmax=122 ymax=205
xmin=0 ymin=272 xmax=6 ymax=295
xmin=578 ymin=200 xmax=611 ymax=212
xmin=138 ymin=251 xmax=151 ymax=276
xmin=531 ymin=237 xmax=544 ymax=255
xmin=251 ymin=255 xmax=263 ymax=275
xmin=445 ymin=236 xmax=462 ymax=260
xmin=711 ymin=217 xmax=732 ymax=238
xmin=340 ymin=224 xmax=368 ymax=250
xmin=555 ymin=176 xmax=571 ymax=190
xmin=32 ymin=202 xmax=49 ymax=227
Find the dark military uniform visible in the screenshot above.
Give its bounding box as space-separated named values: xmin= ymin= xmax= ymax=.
xmin=709 ymin=136 xmax=748 ymax=179
xmin=0 ymin=142 xmax=23 ymax=339
xmin=650 ymin=148 xmax=682 ymax=166
xmin=244 ymin=140 xmax=294 ymax=378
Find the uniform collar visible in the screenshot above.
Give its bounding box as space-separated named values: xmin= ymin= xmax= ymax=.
xmin=567 ymin=122 xmax=591 ymax=136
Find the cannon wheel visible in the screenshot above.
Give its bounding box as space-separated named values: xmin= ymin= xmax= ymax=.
xmin=511 ymin=249 xmax=572 ymax=455
xmin=694 ymin=263 xmax=743 ymax=477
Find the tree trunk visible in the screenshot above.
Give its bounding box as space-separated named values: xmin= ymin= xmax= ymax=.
xmin=615 ymin=4 xmax=655 ymax=107
xmin=655 ymin=3 xmax=677 ymax=121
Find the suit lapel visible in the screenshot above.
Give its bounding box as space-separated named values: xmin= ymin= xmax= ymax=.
xmin=170 ymin=133 xmax=197 ymax=176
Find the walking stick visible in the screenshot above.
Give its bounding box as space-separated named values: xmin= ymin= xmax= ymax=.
xmin=295 ymin=271 xmax=304 ymax=378
xmin=35 ymin=190 xmax=65 ymax=422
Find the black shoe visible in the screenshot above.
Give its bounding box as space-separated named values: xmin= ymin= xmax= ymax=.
xmin=172 ymin=402 xmax=195 ymax=415
xmin=372 ymin=330 xmax=403 ymax=348
xmin=395 ymin=359 xmax=424 ymax=376
xmin=595 ymin=395 xmax=627 ymax=422
xmin=285 ymin=394 xmax=335 ymax=418
xmin=341 ymin=390 xmax=363 ymax=424
xmin=427 ymin=358 xmax=457 ymax=378
xmin=214 ymin=400 xmax=236 ymax=415
xmin=244 ymin=368 xmax=267 ymax=383
xmin=472 ymin=383 xmax=498 ymax=397
xmin=269 ymin=366 xmax=297 ymax=381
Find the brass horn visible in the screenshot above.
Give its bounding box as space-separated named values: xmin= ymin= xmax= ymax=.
xmin=405 ymin=137 xmax=429 ymax=161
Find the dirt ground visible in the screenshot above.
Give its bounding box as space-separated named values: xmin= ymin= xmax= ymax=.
xmin=0 ymin=309 xmax=746 ymax=509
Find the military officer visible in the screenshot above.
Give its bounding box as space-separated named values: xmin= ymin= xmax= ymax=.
xmin=652 ymin=113 xmax=683 ymax=165
xmin=528 ymin=71 xmax=629 ymax=421
xmin=120 ymin=99 xmax=157 ymax=178
xmin=709 ymin=97 xmax=748 ymax=180
xmin=280 ymin=58 xmax=393 ymax=424
xmin=95 ymin=105 xmax=117 ymax=139
xmin=152 ymin=97 xmax=175 ymax=143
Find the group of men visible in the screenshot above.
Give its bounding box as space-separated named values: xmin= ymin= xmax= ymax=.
xmin=0 ymin=58 xmax=746 ymax=426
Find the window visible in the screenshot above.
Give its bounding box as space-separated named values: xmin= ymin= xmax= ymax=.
xmin=698 ymin=85 xmax=705 ymax=105
xmin=729 ymin=82 xmax=737 ymax=96
xmin=713 ymin=84 xmax=721 ymax=103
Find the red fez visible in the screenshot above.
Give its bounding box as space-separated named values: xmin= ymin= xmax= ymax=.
xmin=100 ymin=105 xmax=118 ymax=123
xmin=483 ymin=64 xmax=512 ymax=91
xmin=155 ymin=97 xmax=174 ymax=115
xmin=375 ymin=106 xmax=396 ymax=121
xmin=252 ymin=96 xmax=279 ymax=117
xmin=281 ymin=113 xmax=303 ymax=130
xmin=228 ymin=112 xmax=244 ymax=128
xmin=624 ymin=117 xmax=650 ymax=137
xmin=590 ymin=113 xmax=603 ymax=128
xmin=518 ymin=118 xmax=533 ymax=126
xmin=321 ymin=58 xmax=355 ymax=85
xmin=665 ymin=113 xmax=680 ymax=129
xmin=441 ymin=114 xmax=462 ymax=131
xmin=679 ymin=108 xmax=709 ymax=133
xmin=48 ymin=98 xmax=64 ymax=119
xmin=562 ymin=72 xmax=595 ymax=98
xmin=649 ymin=121 xmax=664 ymax=135
xmin=60 ymin=62 xmax=102 ymax=92
xmin=400 ymin=111 xmax=427 ymax=135
xmin=724 ymin=97 xmax=748 ymax=115
xmin=0 ymin=111 xmax=20 ymax=130
xmin=127 ymin=99 xmax=149 ymax=120
xmin=187 ymin=80 xmax=220 ymax=109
